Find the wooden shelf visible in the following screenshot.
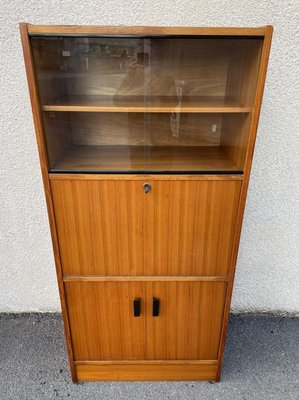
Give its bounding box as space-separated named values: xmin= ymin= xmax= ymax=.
xmin=43 ymin=96 xmax=251 ymax=114
xmin=51 ymin=145 xmax=241 ymax=173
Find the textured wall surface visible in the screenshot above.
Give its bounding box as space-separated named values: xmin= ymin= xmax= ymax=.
xmin=0 ymin=1 xmax=298 ymax=313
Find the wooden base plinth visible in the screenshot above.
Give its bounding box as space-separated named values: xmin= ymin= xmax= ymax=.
xmin=75 ymin=361 xmax=218 ymax=381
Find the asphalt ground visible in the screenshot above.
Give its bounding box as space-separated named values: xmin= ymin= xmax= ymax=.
xmin=0 ymin=314 xmax=298 ymax=399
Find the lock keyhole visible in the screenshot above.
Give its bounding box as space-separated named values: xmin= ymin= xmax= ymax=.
xmin=143 ymin=183 xmax=151 ymax=193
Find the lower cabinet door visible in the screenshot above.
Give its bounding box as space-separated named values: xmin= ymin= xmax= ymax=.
xmin=65 ymin=282 xmax=147 ymax=361
xmin=65 ymin=281 xmax=226 ymax=362
xmin=145 ymin=281 xmax=227 ymax=360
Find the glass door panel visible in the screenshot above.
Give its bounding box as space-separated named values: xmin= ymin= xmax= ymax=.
xmin=31 ymin=35 xmax=263 ymax=173
xmin=32 ymin=36 xmax=148 ymax=172
xmin=146 ymin=37 xmax=263 ymax=173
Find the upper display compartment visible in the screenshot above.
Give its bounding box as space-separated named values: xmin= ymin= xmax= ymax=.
xmin=31 ymin=35 xmax=263 ymax=174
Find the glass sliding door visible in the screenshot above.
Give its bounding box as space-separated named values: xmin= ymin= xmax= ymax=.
xmin=31 ymin=35 xmax=263 ymax=174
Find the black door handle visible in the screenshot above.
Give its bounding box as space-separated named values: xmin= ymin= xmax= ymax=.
xmin=153 ymin=297 xmax=160 ymax=317
xmin=133 ymin=298 xmax=141 ymax=317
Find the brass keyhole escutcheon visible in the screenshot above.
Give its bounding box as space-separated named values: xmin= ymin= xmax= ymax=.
xmin=143 ymin=183 xmax=151 ymax=193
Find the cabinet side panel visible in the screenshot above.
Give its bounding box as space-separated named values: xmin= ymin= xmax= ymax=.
xmin=19 ymin=23 xmax=77 ymax=382
xmin=216 ymin=26 xmax=273 ymax=381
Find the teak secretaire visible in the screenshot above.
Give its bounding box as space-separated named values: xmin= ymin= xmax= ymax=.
xmin=20 ymin=23 xmax=272 ymax=382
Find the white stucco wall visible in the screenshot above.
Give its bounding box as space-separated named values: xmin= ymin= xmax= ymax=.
xmin=0 ymin=1 xmax=298 ymax=313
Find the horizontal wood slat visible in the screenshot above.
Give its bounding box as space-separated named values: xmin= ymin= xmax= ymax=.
xmin=75 ymin=362 xmax=218 ymax=381
xmin=75 ymin=359 xmax=217 ymax=365
xmin=49 ymin=174 xmax=243 ymax=181
xmin=63 ymin=276 xmax=229 ymax=282
xmin=42 ymin=95 xmax=251 ymax=113
xmin=27 ymin=24 xmax=268 ymax=36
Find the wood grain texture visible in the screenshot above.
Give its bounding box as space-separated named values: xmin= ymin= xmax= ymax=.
xmin=65 ymin=281 xmax=226 ymax=361
xmin=50 ymin=145 xmax=241 ymax=172
xmin=216 ymin=25 xmax=273 ymax=381
xmin=65 ymin=281 xmax=147 ymax=360
xmin=27 ymin=24 xmax=268 ymax=36
xmin=75 ymin=362 xmax=217 ymax=381
xmin=19 ymin=23 xmax=77 ymax=382
xmin=145 ymin=281 xmax=226 ymax=360
xmin=51 ymin=179 xmax=241 ymax=276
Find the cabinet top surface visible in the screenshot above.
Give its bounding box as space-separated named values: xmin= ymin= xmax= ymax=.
xmin=23 ymin=23 xmax=271 ymax=37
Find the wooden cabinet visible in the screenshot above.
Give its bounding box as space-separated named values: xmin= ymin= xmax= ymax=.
xmin=20 ymin=23 xmax=272 ymax=382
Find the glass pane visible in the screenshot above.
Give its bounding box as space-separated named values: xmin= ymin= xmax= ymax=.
xmin=32 ymin=36 xmax=148 ymax=172
xmin=146 ymin=37 xmax=263 ymax=173
xmin=31 ymin=36 xmax=263 ymax=173
xmin=43 ymin=111 xmax=148 ymax=172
